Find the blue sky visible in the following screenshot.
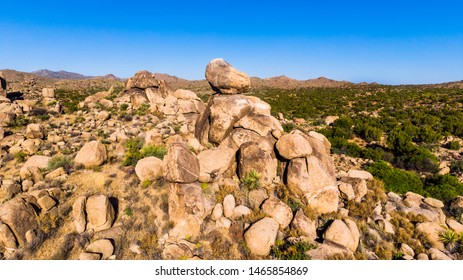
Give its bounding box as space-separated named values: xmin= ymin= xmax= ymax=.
xmin=1 ymin=0 xmax=462 ymax=84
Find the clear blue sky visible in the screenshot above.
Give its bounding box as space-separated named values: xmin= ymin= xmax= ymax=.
xmin=1 ymin=0 xmax=462 ymax=84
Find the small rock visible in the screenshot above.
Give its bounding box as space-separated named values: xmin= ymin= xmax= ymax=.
xmin=223 ymin=194 xmax=235 ymax=218
xmin=79 ymin=252 xmax=101 ymax=260
xmin=86 ymin=239 xmax=114 ymax=260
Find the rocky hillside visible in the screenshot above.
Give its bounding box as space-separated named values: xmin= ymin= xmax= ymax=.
xmin=0 ymin=60 xmax=463 ymax=260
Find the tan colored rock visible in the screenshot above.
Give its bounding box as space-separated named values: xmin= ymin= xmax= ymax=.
xmin=323 ymin=219 xmax=359 ymax=251
xmin=447 ymin=219 xmax=463 ymax=233
xmin=248 ymin=188 xmax=268 ymax=210
xmin=0 ymin=222 xmax=17 ymax=249
xmin=234 ymin=113 xmax=283 ymax=137
xmin=42 ymin=88 xmax=55 ymax=98
xmin=291 ymin=209 xmax=317 ymax=241
xmin=347 ymin=170 xmax=373 ymax=181
xmin=86 ymin=239 xmax=114 ymax=260
xmin=205 ymin=58 xmax=251 ymax=94
xmin=404 ymin=192 xmax=424 ymax=208
xmin=338 ymin=182 xmax=355 ymax=201
xmin=287 ymin=156 xmax=338 ymax=214
xmin=261 ymin=197 xmax=293 ymax=229
xmin=245 ymin=96 xmax=272 ymax=116
xmin=97 ymin=111 xmax=110 ymax=121
xmin=211 ymin=203 xmax=223 ymax=221
xmin=86 ymin=195 xmax=115 ymax=232
xmin=416 ymin=253 xmax=429 ymax=260
xmin=276 ymin=132 xmax=313 ymax=160
xmin=216 ymin=217 xmax=232 ymax=229
xmin=73 ymin=196 xmax=87 ymax=234
xmin=208 ymin=95 xmax=252 ymax=144
xmin=164 ymin=142 xmax=200 ymax=183
xmin=238 ymin=141 xmax=277 ymax=186
xmin=423 ymin=197 xmax=444 ymax=208
xmin=0 ymin=198 xmax=38 ymax=246
xmin=168 ymin=184 xmax=212 ymax=239
xmin=75 ymin=141 xmax=107 ymax=167
xmin=37 ymin=195 xmax=56 ymax=211
xmin=416 ymin=222 xmax=445 ymax=251
xmin=307 ymin=239 xmax=354 ymax=260
xmin=125 ymin=70 xmax=161 ymax=90
xmin=0 ymin=72 xmax=7 ymax=94
xmin=79 ymin=252 xmax=101 ymax=260
xmin=428 ymin=248 xmax=452 ymax=260
xmin=135 ymin=156 xmax=164 ymax=182
xmin=25 ymin=123 xmax=45 ymax=139
xmin=223 ymin=194 xmax=236 ymax=219
xmin=400 ymin=243 xmax=415 ymax=257
xmin=244 ymin=217 xmax=279 ymax=256
xmin=231 ymin=205 xmax=251 ymax=220
xmin=197 ymin=146 xmax=235 ymax=182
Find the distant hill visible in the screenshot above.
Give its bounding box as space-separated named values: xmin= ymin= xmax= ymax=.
xmin=32 ymin=69 xmax=93 ymax=80
xmin=31 ymin=69 xmax=120 ymax=80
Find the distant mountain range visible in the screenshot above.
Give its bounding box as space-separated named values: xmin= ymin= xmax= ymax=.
xmin=31 ymin=69 xmax=118 ymax=80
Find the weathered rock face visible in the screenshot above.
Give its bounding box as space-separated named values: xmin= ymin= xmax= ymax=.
xmin=0 ymin=198 xmax=38 ymax=246
xmin=205 ymin=58 xmax=251 ymax=94
xmin=125 ymin=70 xmax=162 ymax=90
xmin=168 ymin=184 xmax=212 ymax=239
xmin=286 ymin=156 xmax=338 ymax=214
xmin=238 ymin=141 xmax=277 ymax=186
xmin=416 ymin=222 xmax=446 ymax=251
xmin=42 ymin=88 xmax=55 ymax=98
xmin=0 ymin=222 xmax=17 ymax=250
xmin=197 ymin=146 xmax=235 ymax=183
xmin=261 ymin=196 xmax=293 ymax=229
xmin=244 ymin=217 xmax=279 ymax=256
xmin=291 ymin=209 xmax=317 ymax=241
xmin=86 ymin=239 xmax=114 ymax=260
xmin=164 ymin=142 xmax=200 ymax=183
xmin=135 ymin=156 xmax=165 ymax=182
xmin=26 ymin=123 xmax=46 ymax=139
xmin=75 ymin=141 xmax=108 ymax=167
xmin=72 ymin=196 xmax=87 ymax=234
xmin=323 ymin=219 xmax=359 ymax=251
xmin=208 ymin=95 xmax=252 ymax=144
xmin=276 ymin=132 xmax=313 ymax=160
xmin=86 ymin=195 xmax=115 ymax=232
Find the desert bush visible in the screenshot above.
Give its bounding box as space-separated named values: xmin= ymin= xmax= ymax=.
xmin=240 ymin=170 xmax=261 ymax=191
xmin=47 ymin=155 xmax=74 ymax=172
xmin=270 ymin=239 xmax=315 ymax=260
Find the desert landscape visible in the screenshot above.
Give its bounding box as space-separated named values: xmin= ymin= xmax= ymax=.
xmin=1 ymin=58 xmax=463 ymax=260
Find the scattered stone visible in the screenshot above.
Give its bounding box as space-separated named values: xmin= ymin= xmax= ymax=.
xmin=135 ymin=156 xmax=164 ymax=182
xmin=75 ymin=141 xmax=108 ymax=167
xmin=72 ymin=196 xmax=87 ymax=234
xmin=42 ymin=88 xmax=55 ymax=98
xmin=79 ymin=252 xmax=101 ymax=260
xmin=291 ymin=209 xmax=317 ymax=241
xmin=223 ymin=194 xmax=236 ymax=219
xmin=211 ymin=203 xmax=223 ymax=221
xmin=86 ymin=195 xmax=115 ymax=232
xmin=216 ymin=217 xmax=232 ymax=229
xmin=86 ymin=239 xmax=114 ymax=260
xmin=26 ymin=123 xmax=46 ymax=139
xmin=428 ymin=248 xmax=452 ymax=260
xmin=347 ymin=170 xmax=373 ymax=181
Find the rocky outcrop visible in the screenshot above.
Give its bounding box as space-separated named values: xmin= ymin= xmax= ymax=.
xmin=164 ymin=142 xmax=200 ymax=183
xmin=205 ymin=58 xmax=251 ymax=94
xmin=0 ymin=72 xmax=6 ymax=96
xmin=0 ymin=198 xmax=38 ymax=246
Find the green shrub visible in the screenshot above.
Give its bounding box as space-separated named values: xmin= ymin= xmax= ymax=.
xmin=366 ymin=161 xmax=426 ymax=196
xmin=271 ymin=239 xmax=315 ymax=260
xmin=447 ymin=141 xmax=461 ymax=150
xmin=424 ymin=174 xmax=463 ymax=202
xmin=47 ymin=155 xmax=74 ymax=172
xmin=240 ymin=170 xmax=261 ymax=191
xmin=14 ymin=151 xmax=27 ymax=162
xmin=141 ymin=145 xmax=167 ymax=160
xmin=124 ymin=207 xmax=133 ymax=217
xmin=121 ymin=137 xmax=167 ymax=166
